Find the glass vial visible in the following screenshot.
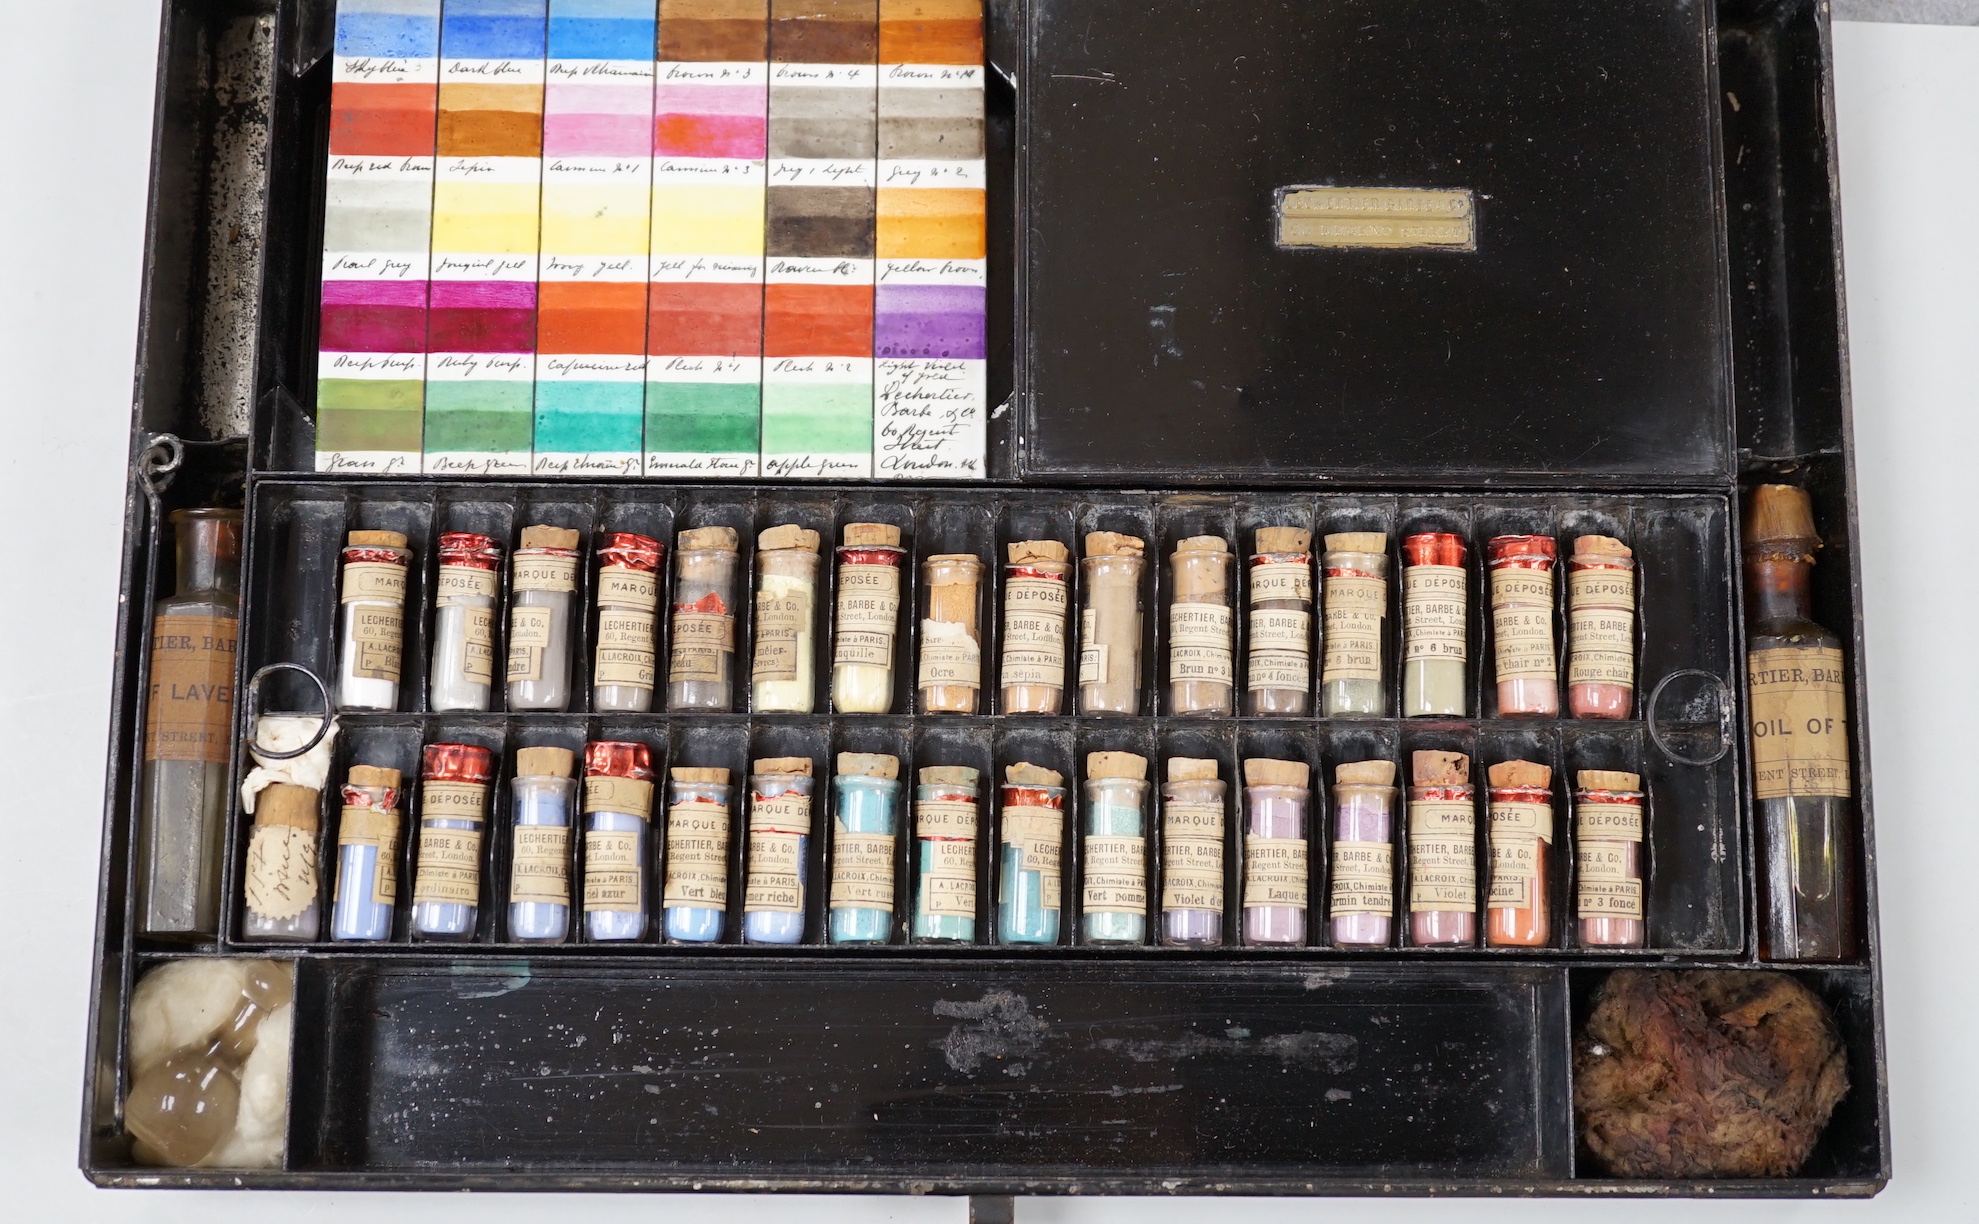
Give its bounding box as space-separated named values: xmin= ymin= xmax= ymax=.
xmin=1567 ymin=534 xmax=1636 ymax=719
xmin=920 ymin=553 xmax=985 ymax=713
xmin=336 ymin=529 xmax=409 ymax=710
xmin=1081 ymin=752 xmax=1150 ymax=945
xmin=136 ymin=507 xmax=241 ymax=938
xmin=1407 ymin=750 xmax=1475 ymax=947
xmin=331 ymin=764 xmax=403 ymax=942
xmin=241 ymin=783 xmax=322 ymax=941
xmin=1485 ymin=760 xmax=1553 ymax=947
xmin=1488 ymin=534 xmax=1560 ymax=717
xmin=1745 ymin=483 xmax=1855 ymax=960
xmin=832 ymin=523 xmax=905 ymax=713
xmin=1402 ymin=531 xmax=1468 ymax=717
xmin=1078 ymin=531 xmax=1145 ymax=715
xmin=913 ymin=765 xmax=982 ymax=942
xmin=1321 ymin=532 xmax=1389 ymax=716
xmin=583 ymin=741 xmax=656 ymax=943
xmin=1160 ymin=757 xmax=1226 ymax=947
xmin=1328 ymin=760 xmax=1398 ymax=947
xmin=1241 ymin=758 xmax=1311 ymax=947
xmin=1245 ymin=526 xmax=1313 ymax=716
xmin=1000 ymin=540 xmax=1071 ymax=713
xmin=1168 ymin=535 xmax=1235 ymax=715
xmin=997 ymin=762 xmax=1065 ymax=945
xmin=667 ymin=526 xmax=740 ymax=712
xmin=662 ymin=767 xmax=731 ymax=942
xmin=593 ymin=532 xmax=664 ymax=713
xmin=411 ymin=742 xmax=495 ymax=941
xmin=1575 ymin=769 xmax=1646 ymax=948
xmin=750 ymin=524 xmax=822 ymax=713
xmin=829 ymin=754 xmax=904 ymax=943
xmin=743 ymin=757 xmax=815 ymax=944
xmin=429 ymin=532 xmax=502 ymax=712
xmin=507 ymin=746 xmax=577 ymax=944
xmin=506 ymin=525 xmax=580 ymax=712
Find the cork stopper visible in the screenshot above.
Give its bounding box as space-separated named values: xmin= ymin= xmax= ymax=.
xmin=1744 ymin=484 xmax=1820 ymax=550
xmin=347 ymin=530 xmax=407 ymax=549
xmin=1174 ymin=535 xmax=1228 ymax=555
xmin=1004 ymin=762 xmax=1063 ymax=787
xmin=1487 ymin=759 xmax=1552 ymax=789
xmin=671 ymin=766 xmax=730 ymax=785
xmin=750 ymin=756 xmax=810 ymax=776
xmin=515 ymin=746 xmax=576 ymax=779
xmin=1335 ymin=759 xmax=1398 ymax=787
xmin=1086 ymin=751 xmax=1148 ymax=781
xmin=678 ymin=526 xmax=739 ymax=552
xmin=519 ymin=525 xmax=579 ymax=551
xmin=920 ymin=765 xmax=980 ymax=787
xmin=1084 ymin=531 xmax=1145 ymax=558
xmin=837 ymin=752 xmax=900 ymax=780
xmin=1325 ymin=532 xmax=1388 ymax=554
xmin=347 ymin=764 xmax=402 ymax=789
xmin=758 ymin=524 xmax=820 ymax=553
xmin=1575 ymin=534 xmax=1632 ymax=559
xmin=1008 ymin=539 xmax=1070 ymax=565
xmin=1578 ymin=769 xmax=1642 ymax=793
xmin=842 ymin=522 xmax=901 ymax=548
xmin=1244 ymin=757 xmax=1310 ymax=788
xmin=1412 ymin=750 xmax=1470 ymax=787
xmin=1255 ymin=526 xmax=1312 ymax=554
xmin=1166 ymin=756 xmax=1220 ymax=782
xmin=256 ymin=783 xmax=320 ymax=830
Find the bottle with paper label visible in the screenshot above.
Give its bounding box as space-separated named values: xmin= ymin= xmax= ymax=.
xmin=332 ymin=764 xmax=403 ymax=942
xmin=663 ymin=766 xmax=733 ymax=943
xmin=335 ymin=529 xmax=410 ymax=711
xmin=1575 ymin=769 xmax=1646 ymax=948
xmin=1484 ymin=759 xmax=1553 ymax=948
xmin=744 ymin=757 xmax=816 ymax=945
xmin=1245 ymin=527 xmax=1313 ymax=716
xmin=1488 ymin=534 xmax=1559 ymax=718
xmin=592 ymin=533 xmax=665 ymax=713
xmin=998 ymin=762 xmax=1066 ymax=944
xmin=1079 ymin=532 xmax=1145 ymax=716
xmin=1241 ymin=757 xmax=1311 ymax=947
xmin=1329 ymin=759 xmax=1398 ymax=947
xmin=1407 ymin=750 xmax=1475 ymax=948
xmin=1160 ymin=757 xmax=1227 ymax=947
xmin=1168 ymin=535 xmax=1234 ymax=715
xmin=242 ymin=783 xmax=323 ymax=942
xmin=1402 ymin=530 xmax=1468 ymax=717
xmin=750 ymin=525 xmax=822 ymax=714
xmin=429 ymin=532 xmax=502 ymax=713
xmin=507 ymin=525 xmax=580 ymax=712
xmin=830 ymin=753 xmax=904 ymax=944
xmin=920 ymin=553 xmax=985 ymax=714
xmin=1000 ymin=540 xmax=1071 ymax=714
xmin=1567 ymin=534 xmax=1636 ymax=719
xmin=913 ymin=765 xmax=983 ymax=943
xmin=1321 ymin=532 xmax=1389 ymax=717
xmin=668 ymin=526 xmax=740 ymax=712
xmin=411 ymin=742 xmax=495 ymax=941
xmin=831 ymin=523 xmax=906 ymax=714
xmin=1081 ymin=752 xmax=1150 ymax=945
xmin=582 ymin=741 xmax=656 ymax=942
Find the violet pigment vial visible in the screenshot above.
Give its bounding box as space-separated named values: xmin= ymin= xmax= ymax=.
xmin=1241 ymin=758 xmax=1311 ymax=947
xmin=1327 ymin=759 xmax=1398 ymax=947
xmin=1406 ymin=749 xmax=1476 ymax=947
xmin=1159 ymin=757 xmax=1226 ymax=947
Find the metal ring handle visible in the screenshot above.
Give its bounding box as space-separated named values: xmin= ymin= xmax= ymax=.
xmin=1646 ymin=668 xmax=1734 ymax=767
xmin=136 ymin=433 xmax=184 ymax=502
xmin=243 ymin=663 xmax=333 ymax=760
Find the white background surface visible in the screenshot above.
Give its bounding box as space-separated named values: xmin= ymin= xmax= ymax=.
xmin=1 ymin=6 xmax=1975 ymax=1220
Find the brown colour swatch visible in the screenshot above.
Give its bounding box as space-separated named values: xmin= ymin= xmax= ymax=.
xmin=767 ymin=186 xmax=877 ymax=257
xmin=771 ymin=0 xmax=878 ymax=63
xmin=659 ymin=0 xmax=768 ymax=62
xmin=878 ymin=0 xmax=981 ymax=65
xmin=437 ymin=84 xmax=545 ymax=157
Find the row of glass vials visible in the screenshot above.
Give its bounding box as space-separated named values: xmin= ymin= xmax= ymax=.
xmin=238 ymin=738 xmax=1650 ymax=950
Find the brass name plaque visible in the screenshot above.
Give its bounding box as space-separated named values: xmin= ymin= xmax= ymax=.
xmin=1276 ymin=186 xmax=1476 ymax=251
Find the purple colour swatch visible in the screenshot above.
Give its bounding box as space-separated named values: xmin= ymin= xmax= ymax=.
xmin=874 ymin=284 xmax=986 ymax=359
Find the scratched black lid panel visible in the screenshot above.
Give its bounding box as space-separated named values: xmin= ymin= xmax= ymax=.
xmin=1017 ymin=0 xmax=1732 ymax=483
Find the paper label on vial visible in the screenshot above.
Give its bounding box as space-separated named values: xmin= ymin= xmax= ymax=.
xmin=1246 ymin=607 xmax=1311 ymax=692
xmin=1322 ymin=574 xmax=1386 ymax=683
xmin=834 ymin=564 xmax=900 ymax=668
xmin=917 ymin=799 xmax=978 ymax=839
xmin=420 ymin=780 xmax=487 ymax=822
xmin=1408 ymin=799 xmax=1475 ymax=913
xmin=1576 ymin=842 xmax=1643 ymax=918
xmin=1250 ymin=560 xmax=1313 ymax=605
xmin=1577 ymin=801 xmax=1643 ymax=842
xmin=512 ymin=552 xmax=578 ymax=593
xmin=1490 ymin=567 xmax=1557 ymax=682
xmin=1083 ymin=835 xmax=1147 ymax=914
xmin=1243 ymin=836 xmax=1308 ymax=910
xmin=1329 ymin=841 xmax=1393 ymax=917
xmin=584 ymin=775 xmax=653 ymax=819
xmin=510 ymin=824 xmax=570 ymax=905
xmin=1567 ymin=564 xmax=1634 ymax=689
xmin=918 ymin=623 xmax=982 ymax=690
xmin=1748 ymin=645 xmax=1851 ymax=800
xmin=745 ymin=831 xmax=804 ymax=913
xmin=663 ymin=800 xmax=730 ymax=908
xmin=1168 ymin=603 xmax=1234 ymax=685
xmin=349 ymin=602 xmax=404 ymax=682
xmin=596 ymin=565 xmax=658 ymax=611
xmin=830 ymin=831 xmax=897 ymax=910
xmin=144 ymin=613 xmax=238 ymax=763
xmin=1486 ymin=803 xmax=1549 ymax=911
xmin=751 ymin=587 xmax=812 ymax=684
xmin=1161 ymin=800 xmax=1225 ymax=913
xmin=341 ymin=561 xmax=407 ymax=605
xmin=1001 ymin=576 xmax=1068 ymax=688
xmin=1077 ymin=605 xmax=1107 ymax=687
xmin=341 ymin=807 xmax=400 ymax=905
xmin=244 ymin=824 xmax=319 ymax=921
xmin=413 ymin=825 xmax=482 ymax=905
xmin=462 ymin=606 xmax=496 ymax=685
xmin=435 ymin=563 xmax=497 ymax=607
xmin=1490 ymin=801 xmax=1553 ymax=844
xmin=1569 ymin=567 xmax=1635 ymax=611
xmin=594 ymin=607 xmax=657 ymax=688
xmin=668 ymin=612 xmax=734 ymax=684
xmin=1000 ymin=808 xmax=1063 ymax=910
xmin=506 ymin=604 xmax=554 ymax=683
xmin=1404 ymin=564 xmax=1468 ymax=662
xmin=751 ymin=793 xmax=812 ymax=836
xmin=922 ymin=840 xmax=977 ymax=917
xmin=584 ymin=828 xmax=643 ymax=912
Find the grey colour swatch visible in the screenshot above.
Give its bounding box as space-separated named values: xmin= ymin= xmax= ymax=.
xmin=1833 ymin=0 xmax=1979 ymax=25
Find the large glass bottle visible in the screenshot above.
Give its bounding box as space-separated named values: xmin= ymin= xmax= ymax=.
xmin=137 ymin=508 xmax=242 ymax=939
xmin=1744 ymin=484 xmax=1855 ymax=961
